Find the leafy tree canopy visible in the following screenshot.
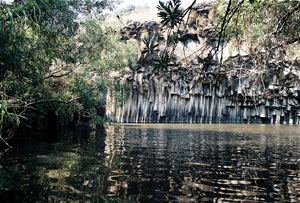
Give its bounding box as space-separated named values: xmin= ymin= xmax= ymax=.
xmin=0 ymin=0 xmax=137 ymax=147
xmin=216 ymin=0 xmax=300 ymax=58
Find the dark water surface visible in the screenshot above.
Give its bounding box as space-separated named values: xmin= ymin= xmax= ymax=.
xmin=1 ymin=124 xmax=300 ymax=202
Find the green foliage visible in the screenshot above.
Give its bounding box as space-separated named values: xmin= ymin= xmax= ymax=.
xmin=153 ymin=54 xmax=173 ymax=71
xmin=168 ymin=31 xmax=179 ymax=45
xmin=113 ymin=82 xmax=129 ymax=106
xmin=80 ymin=18 xmax=137 ymax=75
xmin=0 ymin=100 xmax=21 ymax=148
xmin=0 ymin=0 xmax=137 ymax=141
xmin=157 ymin=0 xmax=183 ymax=28
xmin=216 ymin=0 xmax=300 ymax=49
xmin=150 ymin=0 xmax=198 ymax=70
xmin=142 ymin=36 xmax=159 ymax=54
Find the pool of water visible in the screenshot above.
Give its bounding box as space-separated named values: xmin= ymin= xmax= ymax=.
xmin=1 ymin=124 xmax=300 ymax=202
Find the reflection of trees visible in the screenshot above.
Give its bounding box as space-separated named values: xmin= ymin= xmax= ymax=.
xmin=0 ymin=128 xmax=121 ymax=202
xmin=1 ymin=126 xmax=300 ymax=201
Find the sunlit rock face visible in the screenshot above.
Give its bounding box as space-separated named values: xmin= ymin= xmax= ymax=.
xmin=107 ymin=3 xmax=300 ymax=124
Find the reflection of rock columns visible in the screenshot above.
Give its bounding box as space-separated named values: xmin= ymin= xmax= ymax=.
xmin=104 ymin=126 xmax=125 ymax=168
xmin=104 ymin=126 xmax=128 ymax=197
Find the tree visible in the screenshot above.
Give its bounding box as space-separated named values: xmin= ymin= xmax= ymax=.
xmin=0 ymin=0 xmax=136 ymax=148
xmin=216 ymin=0 xmax=300 ymax=56
xmin=214 ymin=0 xmax=300 ymax=99
xmin=141 ymin=0 xmax=196 ymax=70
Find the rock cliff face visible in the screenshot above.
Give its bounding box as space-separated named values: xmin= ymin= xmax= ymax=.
xmin=107 ymin=3 xmax=300 ymax=124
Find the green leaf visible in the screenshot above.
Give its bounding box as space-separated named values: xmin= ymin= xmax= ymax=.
xmin=8 ymin=10 xmax=14 ymax=26
xmin=21 ymin=8 xmax=27 ymax=20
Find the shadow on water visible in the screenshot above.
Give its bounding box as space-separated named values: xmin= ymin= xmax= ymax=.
xmin=0 ymin=124 xmax=300 ymax=202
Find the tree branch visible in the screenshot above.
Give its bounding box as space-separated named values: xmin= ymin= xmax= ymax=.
xmin=42 ymin=71 xmax=72 ymax=80
xmin=216 ymin=0 xmax=232 ymax=53
xmin=275 ymin=1 xmax=300 ymax=35
xmin=25 ymin=97 xmax=82 ymax=106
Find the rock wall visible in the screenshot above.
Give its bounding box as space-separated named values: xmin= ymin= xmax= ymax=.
xmin=106 ymin=3 xmax=300 ymax=124
xmin=107 ymin=69 xmax=300 ymax=124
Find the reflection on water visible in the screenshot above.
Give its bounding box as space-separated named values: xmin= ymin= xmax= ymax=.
xmin=1 ymin=124 xmax=300 ymax=202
